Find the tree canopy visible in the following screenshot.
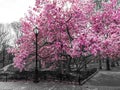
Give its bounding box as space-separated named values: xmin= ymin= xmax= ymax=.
xmin=8 ymin=0 xmax=120 ymax=71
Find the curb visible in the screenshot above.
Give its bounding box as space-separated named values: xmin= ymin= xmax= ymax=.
xmin=80 ymin=69 xmax=99 ymax=85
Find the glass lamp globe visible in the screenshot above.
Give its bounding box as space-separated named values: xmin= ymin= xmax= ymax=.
xmin=33 ymin=27 xmax=39 ymax=34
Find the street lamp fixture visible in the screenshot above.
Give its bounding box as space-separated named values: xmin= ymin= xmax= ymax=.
xmin=33 ymin=27 xmax=39 ymax=83
xmin=34 ymin=27 xmax=39 ymax=35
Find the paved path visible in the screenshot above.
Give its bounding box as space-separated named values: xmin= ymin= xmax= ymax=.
xmin=83 ymin=85 xmax=120 ymax=90
xmin=0 ymin=81 xmax=120 ymax=90
xmin=83 ymin=66 xmax=120 ymax=90
xmin=0 ymin=81 xmax=83 ymax=90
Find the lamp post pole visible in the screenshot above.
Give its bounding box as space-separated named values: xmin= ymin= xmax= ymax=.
xmin=33 ymin=27 xmax=39 ymax=83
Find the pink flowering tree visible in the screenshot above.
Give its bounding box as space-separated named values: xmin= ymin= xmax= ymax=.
xmin=90 ymin=0 xmax=120 ymax=70
xmin=8 ymin=0 xmax=100 ymax=71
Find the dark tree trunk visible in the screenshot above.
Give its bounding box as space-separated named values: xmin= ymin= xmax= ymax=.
xmin=78 ymin=73 xmax=81 ymax=85
xmin=106 ymin=57 xmax=110 ymax=70
xmin=84 ymin=59 xmax=87 ymax=70
xmin=58 ymin=61 xmax=63 ymax=82
xmin=116 ymin=61 xmax=119 ymax=66
xmin=2 ymin=49 xmax=5 ymax=67
xmin=82 ymin=56 xmax=87 ymax=70
xmin=66 ymin=56 xmax=71 ymax=73
xmin=99 ymin=59 xmax=102 ymax=69
xmin=111 ymin=61 xmax=115 ymax=67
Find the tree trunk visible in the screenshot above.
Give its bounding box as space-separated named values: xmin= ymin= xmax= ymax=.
xmin=99 ymin=59 xmax=102 ymax=69
xmin=58 ymin=61 xmax=63 ymax=81
xmin=2 ymin=49 xmax=5 ymax=67
xmin=84 ymin=57 xmax=87 ymax=70
xmin=106 ymin=57 xmax=110 ymax=70
xmin=78 ymin=72 xmax=81 ymax=85
xmin=116 ymin=61 xmax=119 ymax=66
xmin=84 ymin=60 xmax=87 ymax=70
xmin=66 ymin=56 xmax=71 ymax=72
xmin=111 ymin=61 xmax=115 ymax=67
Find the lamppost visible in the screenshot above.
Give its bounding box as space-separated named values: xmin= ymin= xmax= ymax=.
xmin=33 ymin=27 xmax=39 ymax=83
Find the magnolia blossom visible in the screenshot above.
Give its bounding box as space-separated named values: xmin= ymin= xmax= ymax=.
xmin=91 ymin=0 xmax=120 ymax=59
xmin=8 ymin=0 xmax=120 ymax=71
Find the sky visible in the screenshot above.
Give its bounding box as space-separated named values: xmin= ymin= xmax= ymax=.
xmin=0 ymin=0 xmax=35 ymax=23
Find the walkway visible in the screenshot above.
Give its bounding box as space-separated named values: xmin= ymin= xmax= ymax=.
xmin=0 ymin=81 xmax=120 ymax=90
xmin=83 ymin=66 xmax=120 ymax=90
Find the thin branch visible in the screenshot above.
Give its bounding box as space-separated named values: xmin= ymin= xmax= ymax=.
xmin=66 ymin=26 xmax=73 ymax=42
xmin=66 ymin=14 xmax=72 ymax=23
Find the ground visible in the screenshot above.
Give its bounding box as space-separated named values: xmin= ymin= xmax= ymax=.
xmin=83 ymin=66 xmax=120 ymax=90
xmin=0 ymin=81 xmax=83 ymax=90
xmin=0 ymin=63 xmax=120 ymax=90
xmin=84 ymin=71 xmax=120 ymax=86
